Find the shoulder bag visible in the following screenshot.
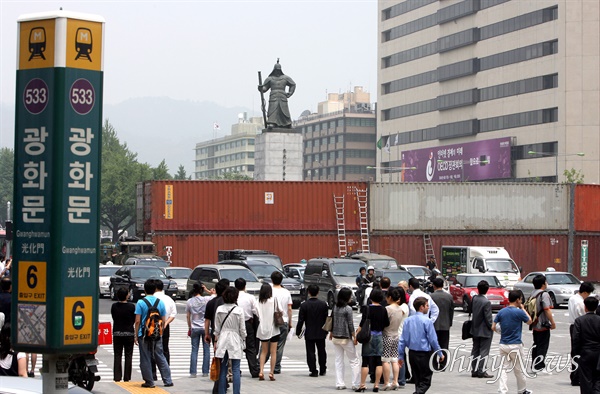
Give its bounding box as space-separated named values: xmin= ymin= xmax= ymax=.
xmin=462 ymin=302 xmax=473 ymax=340
xmin=273 ymin=298 xmax=285 ymax=327
xmin=356 ymin=305 xmax=371 ymax=344
xmin=322 ymin=309 xmax=333 ymax=332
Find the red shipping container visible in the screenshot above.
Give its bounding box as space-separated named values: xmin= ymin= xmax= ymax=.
xmin=152 ymin=232 xmax=363 ymax=268
xmin=371 ymin=233 xmax=572 ymax=279
xmin=98 ymin=322 xmax=112 ymax=345
xmin=141 ymin=181 xmax=368 ymax=233
xmin=575 ymin=184 xmax=600 ymax=232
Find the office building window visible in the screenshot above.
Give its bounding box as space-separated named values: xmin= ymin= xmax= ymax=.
xmin=382 ymin=0 xmax=437 ymax=21
xmin=437 ymin=0 xmax=480 ymax=25
xmin=480 ymin=6 xmax=558 ymax=40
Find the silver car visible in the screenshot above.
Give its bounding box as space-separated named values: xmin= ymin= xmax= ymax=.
xmin=513 ymin=271 xmax=582 ymax=307
xmin=163 ymin=266 xmax=193 ymax=299
xmin=98 ymin=265 xmax=121 ymax=298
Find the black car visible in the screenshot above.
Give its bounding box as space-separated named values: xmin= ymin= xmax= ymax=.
xmin=218 ymin=259 xmax=304 ymax=307
xmin=109 ymin=265 xmax=178 ymax=301
xmin=123 ymin=257 xmax=170 ymax=268
xmin=374 ymin=269 xmax=415 ymax=286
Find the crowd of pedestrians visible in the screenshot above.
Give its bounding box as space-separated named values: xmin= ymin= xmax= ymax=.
xmin=100 ymin=264 xmax=600 ymax=394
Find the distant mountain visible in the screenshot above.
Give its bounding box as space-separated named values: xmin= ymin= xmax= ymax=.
xmin=0 ymin=97 xmax=251 ymax=177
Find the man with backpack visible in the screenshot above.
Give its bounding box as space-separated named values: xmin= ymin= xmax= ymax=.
xmin=134 ymin=279 xmax=173 ymax=388
xmin=526 ymin=274 xmax=556 ymax=375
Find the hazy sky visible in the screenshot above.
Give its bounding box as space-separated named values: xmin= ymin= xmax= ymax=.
xmin=1 ymin=0 xmax=378 ymax=150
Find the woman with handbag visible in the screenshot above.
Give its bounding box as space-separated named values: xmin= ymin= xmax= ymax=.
xmin=256 ymin=283 xmax=279 ymax=381
xmin=330 ymin=287 xmax=361 ymax=390
xmin=355 ymin=288 xmax=390 ymax=392
xmin=382 ymin=287 xmax=408 ymax=390
xmin=214 ymin=287 xmax=246 ymax=394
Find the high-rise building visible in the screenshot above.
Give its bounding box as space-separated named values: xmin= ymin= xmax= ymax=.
xmin=194 ymin=114 xmax=261 ymax=179
xmin=377 ymin=0 xmax=599 ymax=183
xmin=294 ymin=86 xmax=378 ymax=181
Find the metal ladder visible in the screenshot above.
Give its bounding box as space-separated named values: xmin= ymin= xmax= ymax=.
xmin=355 ymin=188 xmax=370 ymax=253
xmin=423 ymin=233 xmax=435 ymax=264
xmin=333 ymin=194 xmax=347 ymax=257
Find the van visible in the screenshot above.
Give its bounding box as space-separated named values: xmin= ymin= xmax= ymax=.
xmin=303 ymin=258 xmax=366 ymax=308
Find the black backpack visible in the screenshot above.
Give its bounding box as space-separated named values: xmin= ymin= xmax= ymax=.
xmin=142 ymin=298 xmax=163 ymax=341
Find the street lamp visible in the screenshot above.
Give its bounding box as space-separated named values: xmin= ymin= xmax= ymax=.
xmin=527 ymin=151 xmax=585 ymax=182
xmin=437 ymin=158 xmax=489 ymax=182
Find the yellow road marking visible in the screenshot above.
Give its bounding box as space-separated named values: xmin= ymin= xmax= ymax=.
xmin=114 ymin=381 xmax=170 ymax=393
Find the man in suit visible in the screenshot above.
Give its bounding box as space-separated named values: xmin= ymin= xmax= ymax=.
xmin=572 ymin=296 xmax=600 ymax=394
xmin=296 ymin=284 xmax=329 ymax=377
xmin=470 ymin=280 xmax=494 ymax=379
xmin=429 ymin=278 xmax=453 ymax=371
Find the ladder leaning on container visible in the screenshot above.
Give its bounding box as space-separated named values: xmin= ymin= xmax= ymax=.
xmin=355 ymin=188 xmax=370 ymax=253
xmin=423 ymin=233 xmax=435 ymax=265
xmin=333 ymin=194 xmax=347 ymax=257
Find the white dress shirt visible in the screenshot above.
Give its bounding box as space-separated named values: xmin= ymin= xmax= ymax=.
xmin=568 ymin=293 xmax=585 ymax=324
xmin=408 ymin=288 xmax=439 ymax=323
xmin=154 ymin=290 xmax=177 ymax=324
xmin=236 ymin=290 xmax=258 ymax=321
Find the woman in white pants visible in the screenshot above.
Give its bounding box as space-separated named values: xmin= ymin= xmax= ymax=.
xmin=329 ymin=287 xmax=361 ymax=390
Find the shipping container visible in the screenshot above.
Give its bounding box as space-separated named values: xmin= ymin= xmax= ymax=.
xmin=151 ymin=232 xmax=363 ymax=269
xmin=574 ymin=184 xmax=600 ymax=232
xmin=369 ymin=183 xmax=570 ymax=232
xmin=141 ymin=181 xmax=368 ymax=233
xmin=371 ymin=233 xmax=575 ymax=279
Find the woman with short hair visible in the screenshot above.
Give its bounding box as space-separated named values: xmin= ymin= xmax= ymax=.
xmin=330 ymin=287 xmax=361 ymax=390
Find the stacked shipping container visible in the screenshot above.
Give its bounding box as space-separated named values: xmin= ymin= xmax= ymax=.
xmin=138 ymin=181 xmax=600 ymax=281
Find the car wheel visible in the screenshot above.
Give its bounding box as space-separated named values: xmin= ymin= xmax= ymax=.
xmin=327 ymin=293 xmax=335 ymax=309
xmin=462 ymin=296 xmax=470 ymax=313
xmin=549 ymin=292 xmax=558 ymax=308
xmin=109 ymin=286 xmax=116 ymax=301
xmin=129 ymin=287 xmax=135 ymax=302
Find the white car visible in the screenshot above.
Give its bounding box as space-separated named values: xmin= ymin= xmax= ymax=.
xmin=514 ymin=271 xmax=583 ymax=307
xmin=98 ymin=265 xmax=122 ymax=298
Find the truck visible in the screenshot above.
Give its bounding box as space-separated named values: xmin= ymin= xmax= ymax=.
xmin=440 ymin=246 xmax=521 ymax=289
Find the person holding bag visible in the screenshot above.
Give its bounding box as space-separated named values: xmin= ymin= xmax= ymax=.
xmin=296 ymin=284 xmax=329 ymax=377
xmin=355 ymin=288 xmax=390 ymax=392
xmin=213 ymin=286 xmax=246 ymax=394
xmin=330 ymin=287 xmax=361 ymax=391
xmin=256 ymin=283 xmax=279 ymax=381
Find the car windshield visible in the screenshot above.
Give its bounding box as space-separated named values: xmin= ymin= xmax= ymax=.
xmin=99 ymin=266 xmax=120 ymax=276
xmin=247 ymin=255 xmax=282 ymax=268
xmin=546 ymin=273 xmax=580 ymax=285
xmin=381 ymin=271 xmax=413 ymax=284
xmin=249 ymin=264 xmax=279 ymax=278
xmin=137 ymin=259 xmax=169 ymax=268
xmin=330 ymin=263 xmax=366 ymax=277
xmin=221 ymin=269 xmax=260 ymax=283
xmin=463 ymin=276 xmax=502 ymax=288
xmin=370 ymin=260 xmax=397 ymax=269
xmin=486 ymin=259 xmax=519 ymax=273
xmin=131 ymin=267 xmax=167 ymax=279
xmin=166 ymin=268 xmax=192 ymax=279
xmin=407 ymin=267 xmax=431 ymax=277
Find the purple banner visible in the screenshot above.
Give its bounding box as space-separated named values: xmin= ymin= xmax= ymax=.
xmin=401 ymin=137 xmax=512 ymax=182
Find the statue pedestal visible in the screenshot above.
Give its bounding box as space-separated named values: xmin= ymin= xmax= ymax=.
xmin=254 ymin=132 xmax=303 ymax=181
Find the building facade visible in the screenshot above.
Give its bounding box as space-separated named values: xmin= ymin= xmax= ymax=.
xmin=377 ymin=0 xmax=599 ymax=183
xmin=295 ymin=86 xmax=378 ymax=181
xmin=194 ymin=115 xmax=261 ymax=179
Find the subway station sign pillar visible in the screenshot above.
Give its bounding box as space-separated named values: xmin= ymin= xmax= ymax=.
xmin=12 ymin=10 xmax=104 ymax=392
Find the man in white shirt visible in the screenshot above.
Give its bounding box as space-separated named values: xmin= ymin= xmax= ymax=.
xmin=567 ymin=281 xmax=595 ymax=386
xmin=152 ymin=279 xmax=177 ymax=380
xmin=408 ymin=278 xmax=439 ymax=323
xmin=234 ymin=278 xmax=260 ymax=378
xmin=270 ymin=271 xmax=293 ymax=375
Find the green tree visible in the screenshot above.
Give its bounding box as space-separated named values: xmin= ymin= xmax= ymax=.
xmin=101 ymin=121 xmax=152 ymax=242
xmin=0 ymin=148 xmax=14 ymax=223
xmin=173 ymin=165 xmax=190 ymax=180
xmin=152 ymin=159 xmax=172 ymax=180
xmin=563 ymin=168 xmax=585 ymax=184
xmin=213 ymin=172 xmax=253 ymax=181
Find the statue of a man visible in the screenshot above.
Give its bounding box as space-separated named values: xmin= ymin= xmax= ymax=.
xmin=258 ymin=60 xmax=296 ymax=129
